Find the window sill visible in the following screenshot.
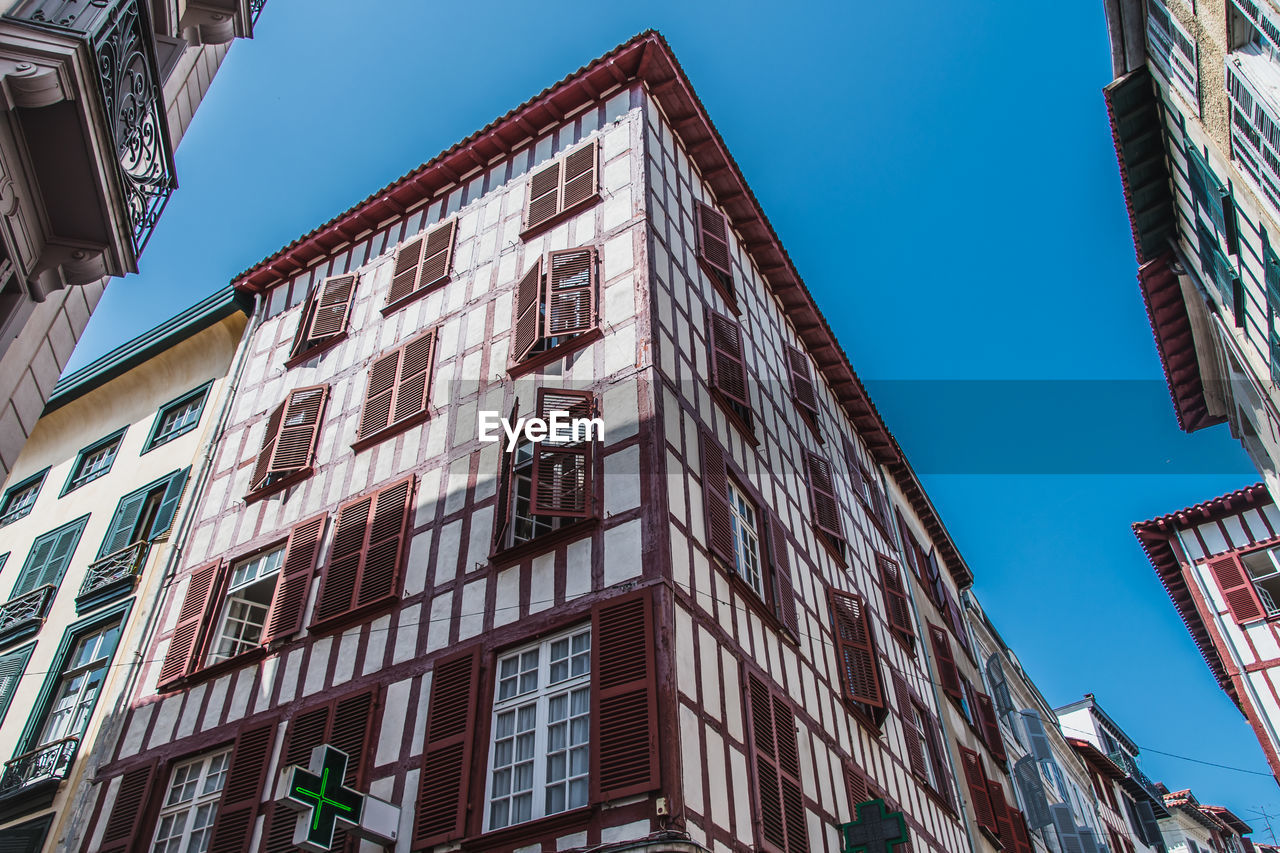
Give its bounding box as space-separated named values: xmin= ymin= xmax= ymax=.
xmin=518 ymin=195 xmax=601 ymax=241
xmin=244 ymin=468 xmax=313 ymax=505
xmin=797 ymin=403 xmax=823 ymax=444
xmin=701 ymin=261 xmax=738 ymax=315
xmin=308 ymin=594 xmax=399 ymax=636
xmin=381 ymin=276 xmax=450 ymax=316
xmin=814 ymin=525 xmax=848 ymax=568
xmin=463 ymin=804 xmax=594 ymax=851
xmin=189 ymin=647 xmax=268 ymax=686
xmin=713 ymin=392 xmax=758 ymax=448
xmin=978 ymin=825 xmax=1005 ymax=850
xmin=351 ymin=410 xmax=431 ymax=453
xmin=141 ymin=423 xmax=199 ymax=455
xmin=490 ymin=517 xmax=599 ymax=569
xmin=843 ymin=698 xmax=888 ymax=735
xmin=284 ymin=333 xmax=346 ymax=369
xmin=61 ymin=470 xmax=112 ymax=497
xmin=508 ymin=327 xmax=603 ymax=378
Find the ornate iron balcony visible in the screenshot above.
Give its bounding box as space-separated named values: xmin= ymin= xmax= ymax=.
xmin=0 ymin=585 xmax=55 ymax=638
xmin=1107 ymin=750 xmax=1166 ymax=810
xmin=80 ymin=541 xmax=148 ymax=599
xmin=0 ymin=737 xmax=79 ymax=795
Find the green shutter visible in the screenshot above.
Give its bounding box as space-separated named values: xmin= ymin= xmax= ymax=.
xmin=148 ymin=467 xmax=190 ymax=541
xmin=0 ymin=645 xmax=33 ymax=725
xmin=97 ymin=490 xmax=151 ymax=559
xmin=13 ymin=516 xmax=88 ymax=596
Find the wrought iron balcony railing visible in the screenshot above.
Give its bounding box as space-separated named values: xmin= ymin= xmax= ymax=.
xmin=1107 ymin=750 xmax=1167 ymax=811
xmin=0 ymin=585 xmax=55 ymax=638
xmin=80 ymin=541 xmax=148 ymax=599
xmin=0 ymin=737 xmax=79 ymax=795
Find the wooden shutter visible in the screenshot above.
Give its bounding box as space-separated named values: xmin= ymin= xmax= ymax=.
xmin=157 ymin=561 xmax=224 ymax=688
xmin=828 ymin=589 xmax=884 ymax=707
xmin=357 ymin=350 xmax=399 ymax=440
xmin=896 ymin=511 xmax=921 ymax=578
xmin=96 ymin=761 xmax=158 ymax=853
xmin=696 ymin=201 xmax=734 ymax=281
xmin=560 ymin=140 xmax=598 ymax=212
xmin=16 ymin=518 xmax=86 ymax=594
xmin=525 ymin=160 xmax=562 ymax=231
xmin=745 ymin=675 xmax=806 ymax=853
xmin=923 ymin=712 xmax=952 ymax=805
xmin=511 ymin=258 xmax=544 ymax=362
xmin=786 ymin=345 xmax=818 ymax=417
xmin=805 ymin=453 xmax=843 ymax=541
xmin=313 ymin=478 xmax=413 ymax=625
xmin=699 ymin=430 xmax=735 ymax=566
xmin=418 ymin=220 xmax=457 ymax=291
xmin=846 ymin=763 xmax=869 ymax=809
xmin=769 ymin=517 xmax=799 ymax=637
xmin=97 ymin=490 xmax=150 ymax=558
xmin=1021 ymin=708 xmax=1055 ymax=762
xmin=492 ymin=399 xmax=518 ymax=549
xmin=975 ymin=692 xmax=1006 ymax=762
xmin=1207 ymin=554 xmax=1267 ymax=624
xmin=989 ymin=779 xmax=1015 ymax=842
xmin=249 ymin=402 xmax=285 ymax=493
xmin=415 ymin=649 xmax=480 ymax=847
xmin=1013 ymin=756 xmax=1053 ymax=828
xmin=148 ymin=467 xmax=190 ymax=541
xmin=0 ymin=645 xmax=32 ymax=724
xmin=262 ymin=514 xmax=326 ymax=644
xmin=893 ymin=672 xmax=927 ymax=780
xmin=878 ymin=555 xmax=914 ymax=637
xmin=928 ymin=623 xmax=962 ymax=701
xmin=707 ymin=310 xmax=749 ymax=409
xmin=304 ymin=274 xmax=356 ymax=342
xmin=264 ymin=385 xmax=327 ymax=481
xmin=206 ymin=721 xmax=275 ymax=853
xmin=530 ymin=388 xmax=595 ymax=518
xmin=961 ymin=748 xmax=996 ymax=834
xmin=1013 ymin=811 xmax=1034 ymax=853
xmin=987 ymin=653 xmax=1015 ymax=719
xmin=592 ymin=590 xmax=659 ymax=800
xmin=388 ymin=236 xmax=425 ymax=306
xmin=545 ymin=248 xmax=596 ymax=337
xmin=357 ymin=332 xmax=436 ymax=441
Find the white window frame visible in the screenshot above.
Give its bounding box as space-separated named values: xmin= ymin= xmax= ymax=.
xmin=36 ymin=620 xmax=121 ymax=748
xmin=1241 ymin=545 xmax=1280 ymax=613
xmin=727 ymin=480 xmax=763 ymax=596
xmin=150 ymin=749 xmax=231 ymax=853
xmin=206 ymin=546 xmax=284 ymax=664
xmin=484 ymin=625 xmax=591 ymax=832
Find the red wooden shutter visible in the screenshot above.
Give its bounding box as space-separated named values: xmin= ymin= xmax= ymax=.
xmin=390 ymin=330 xmax=436 ymax=426
xmin=960 ymin=747 xmax=996 ymax=834
xmin=544 ymin=248 xmax=596 ymax=337
xmin=525 ymin=160 xmax=562 ymax=231
xmin=893 ymin=671 xmax=927 ymax=780
xmin=770 ymin=517 xmax=799 ymax=637
xmin=805 ymin=453 xmax=843 ymax=541
xmin=748 ymin=673 xmax=786 ymax=853
xmin=249 ymin=402 xmax=285 ymax=493
xmin=511 ymin=258 xmax=544 ymax=362
xmin=1207 ymin=554 xmax=1267 ymax=624
xmin=306 ymin=274 xmax=356 ymax=341
xmin=928 ymin=623 xmax=962 ymax=700
xmin=358 ymin=350 xmax=399 ymax=440
xmin=878 ymin=555 xmax=914 ymax=637
xmin=786 ymin=345 xmax=818 ymax=417
xmin=492 ymin=399 xmax=518 ymax=549
xmin=897 ymin=510 xmax=922 ymax=578
xmin=828 ymin=589 xmax=884 ymax=707
xmin=696 ymin=201 xmax=734 ymax=281
xmin=699 ymin=430 xmax=735 ymax=566
xmin=157 ymin=561 xmax=224 ymax=688
xmin=1013 ymin=813 xmax=1034 ymax=853
xmin=313 ymin=478 xmax=413 ymax=625
xmin=989 ymin=779 xmax=1015 ymax=843
xmin=417 ymin=219 xmax=457 ymax=292
xmin=265 ymin=385 xmax=327 ymax=481
xmin=415 ymin=649 xmax=480 ymax=847
xmin=846 ymin=763 xmax=869 ymax=809
xmin=773 ymin=693 xmax=807 ymax=853
xmin=591 ymin=590 xmax=659 ymax=800
xmin=974 ymin=692 xmax=1007 ymax=762
xmin=96 ymin=761 xmax=158 ymax=853
xmin=265 ymin=706 xmax=329 ymax=852
xmin=707 ymin=310 xmax=749 ymax=409
xmin=560 ymin=140 xmax=598 ymax=212
xmin=388 ymin=235 xmax=424 ymax=306
xmin=262 ymin=514 xmax=326 ymax=643
xmin=924 ymin=713 xmax=952 ymax=806
xmin=206 ymin=721 xmax=275 ymax=853
xmin=530 ymin=388 xmax=595 ymax=518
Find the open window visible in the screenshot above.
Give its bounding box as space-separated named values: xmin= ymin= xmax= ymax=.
xmin=248 ymin=385 xmax=329 ymax=500
xmin=289 ymin=273 xmax=358 ymax=362
xmin=522 ymin=140 xmax=600 ymax=235
xmin=785 ymin=344 xmax=820 ymax=439
xmin=510 ymin=248 xmax=599 ymax=371
xmin=892 ymin=670 xmax=949 ymax=803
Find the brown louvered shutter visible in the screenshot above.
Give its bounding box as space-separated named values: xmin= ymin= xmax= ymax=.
xmin=525 ymin=160 xmax=562 ymax=231
xmin=264 ymin=705 xmax=329 ymax=852
xmin=786 ymin=345 xmax=818 ymax=418
xmin=769 ymin=518 xmax=799 ymax=637
xmin=264 ymin=385 xmax=327 ymax=483
xmin=893 ymin=672 xmax=927 ymax=780
xmin=773 ymin=693 xmax=807 ymax=853
xmin=961 ymin=748 xmax=996 ymax=834
xmin=928 ymin=623 xmax=962 ymax=701
xmin=923 ymin=712 xmax=952 ymax=805
xmin=314 ymin=492 xmax=368 ymax=624
xmin=157 ymin=561 xmax=224 ymax=689
xmin=1207 ymin=554 xmax=1267 ymax=624
xmin=560 ymin=140 xmax=598 ymax=212
xmin=1014 ymin=811 xmax=1034 ymax=853
xmin=492 ymin=399 xmax=518 ymax=549
xmin=989 ymin=779 xmax=1015 ymax=842
xmin=306 ymin=275 xmax=356 ymax=342
xmin=699 ymin=430 xmax=735 ymax=566
xmin=387 ymin=221 xmax=456 ymax=309
xmin=878 ymin=555 xmax=914 ymax=637
xmin=358 ymin=350 xmax=399 ymax=440
xmin=897 ymin=510 xmax=921 ymax=578
xmin=846 ymin=763 xmax=869 ymax=809
xmin=95 ymin=761 xmax=158 ymax=853
xmin=974 ymin=692 xmax=1007 ymax=762
xmin=545 ymin=248 xmax=596 ymax=337
xmin=313 ymin=478 xmax=413 ymax=625
xmin=828 ymin=589 xmax=884 ymax=707
xmin=696 ymin=201 xmax=734 ymax=282
xmin=249 ymin=402 xmax=285 ymax=493
xmin=805 ymin=453 xmax=843 ymax=541
xmin=530 ymin=388 xmax=595 ymax=518
xmin=591 ymin=590 xmax=659 ymax=800
xmin=511 ymin=258 xmax=544 ymax=362
xmin=262 ymin=514 xmax=326 ymax=644
xmin=707 ymin=310 xmax=749 ymax=409
xmin=418 ymin=219 xmax=456 ymax=292
xmin=415 ymin=650 xmax=480 ymax=847
xmin=748 ymin=673 xmax=786 ymax=853
xmin=391 ymin=330 xmax=436 ymax=425
xmin=388 ymin=235 xmax=425 ymax=306
xmin=206 ymin=721 xmax=274 ymax=853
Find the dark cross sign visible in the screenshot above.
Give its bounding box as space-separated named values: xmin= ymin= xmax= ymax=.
xmin=840 ymin=798 xmax=910 ymax=853
xmin=284 ymin=745 xmax=365 ymax=851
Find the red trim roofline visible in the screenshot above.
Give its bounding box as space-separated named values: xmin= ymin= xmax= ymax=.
xmin=1066 ymin=738 xmax=1126 ymax=783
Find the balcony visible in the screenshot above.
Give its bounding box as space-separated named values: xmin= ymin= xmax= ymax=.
xmin=77 ymin=540 xmax=147 ymax=612
xmin=0 ymin=737 xmax=78 ymax=819
xmin=1107 ymin=750 xmax=1171 ymax=816
xmin=0 ymin=584 xmax=54 ymax=648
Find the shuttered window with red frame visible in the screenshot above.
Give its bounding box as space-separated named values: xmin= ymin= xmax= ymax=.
xmin=974 ymin=691 xmax=1007 ymax=763
xmin=746 ymin=672 xmax=807 ymax=853
xmin=960 ymin=747 xmax=997 ymax=836
xmin=707 ymin=309 xmax=753 ymax=432
xmin=928 ymin=623 xmax=963 ymax=702
xmin=248 ymin=385 xmax=328 ymax=498
xmin=523 ymin=139 xmax=599 ymax=233
xmin=204 ymin=721 xmax=277 ymax=852
xmin=263 ymin=689 xmax=379 ymax=852
xmin=312 ymin=477 xmax=414 ymax=628
xmin=94 ymin=761 xmax=160 ymax=853
xmin=356 ymin=330 xmax=436 ymax=446
xmin=806 ymin=453 xmax=846 ymax=562
xmin=893 ymin=670 xmax=929 ymax=782
xmin=700 ymin=429 xmax=736 ymax=568
xmin=696 ymin=201 xmax=736 ymax=304
xmin=878 ymin=554 xmax=914 ymax=642
xmin=386 ymin=218 xmax=457 ymax=311
xmin=768 ymin=517 xmax=800 ymax=639
xmin=988 ymin=778 xmax=1016 ymax=846
xmin=530 ymin=388 xmax=596 ymax=518
xmin=828 ymin=589 xmax=885 ymax=714
xmin=1207 ymin=552 xmax=1268 ymax=624
xmin=511 ymin=248 xmax=598 ymax=366
xmin=785 ymin=344 xmax=819 ymax=435
xmin=290 ymin=274 xmax=357 ymax=361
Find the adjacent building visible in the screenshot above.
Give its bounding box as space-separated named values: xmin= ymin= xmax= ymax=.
xmin=0 ymin=286 xmax=246 ymax=850
xmin=1158 ymin=788 xmax=1253 ymax=853
xmin=0 ymin=0 xmax=268 ymax=478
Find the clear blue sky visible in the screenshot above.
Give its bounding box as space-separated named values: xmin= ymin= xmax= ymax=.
xmin=68 ymin=0 xmax=1279 ymax=831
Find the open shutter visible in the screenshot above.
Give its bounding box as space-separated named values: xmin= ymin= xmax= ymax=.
xmin=988 ymin=779 xmax=1014 ymax=842
xmin=525 ymin=160 xmax=562 ymax=231
xmin=530 ymin=388 xmax=594 ymax=518
xmin=388 ymin=236 xmax=425 ymax=306
xmin=390 ymin=330 xmax=436 ymax=426
xmin=774 ymin=693 xmax=807 ymax=853
xmin=894 ymin=672 xmax=927 ymax=780
xmin=928 ymin=623 xmax=962 ymax=701
xmin=266 ymin=386 xmax=327 ymax=480
xmin=492 ymin=400 xmax=519 ymax=549
xmin=591 ymin=590 xmax=659 ymax=800
xmin=696 ymin=201 xmax=734 ymax=282
xmin=897 ymin=510 xmax=921 ymax=577
xmin=0 ymin=645 xmax=32 ymax=724
xmin=157 ymin=561 xmax=223 ymax=688
xmin=249 ymin=402 xmax=285 ymax=492
xmin=1021 ymin=708 xmax=1055 ymax=762
xmin=14 ymin=517 xmax=86 ymax=594
xmin=1207 ymin=554 xmax=1267 ymax=624
xmin=545 ymin=248 xmax=596 ymax=337
xmin=923 ymin=712 xmax=952 ymax=806
xmin=878 ymin=555 xmax=914 ymax=637
xmin=786 ymin=345 xmax=818 ymax=418
xmin=206 ymin=721 xmax=274 ymax=853
xmin=305 ymin=274 xmax=356 ymax=341
xmin=1014 ymin=756 xmax=1053 ymax=828
xmin=806 ymin=453 xmax=843 ymax=541
xmin=560 ymin=140 xmax=598 ymax=212
xmin=1135 ymin=799 xmax=1163 ymax=846
xmin=1013 ymin=811 xmax=1035 ymax=853
xmin=358 ymin=350 xmax=400 ymax=440
xmin=314 ymin=493 xmax=369 ymax=624
xmin=148 ymin=467 xmax=190 ymax=540
xmin=975 ymin=692 xmax=1007 ymax=762
xmin=699 ymin=430 xmax=735 ymax=566
xmin=417 ymin=219 xmax=457 ymax=292
xmin=828 ymin=589 xmax=884 ymax=707
xmin=97 ymin=490 xmax=150 ymax=558
xmin=96 ymin=761 xmax=159 ymax=853
xmin=415 ymin=650 xmax=480 ymax=847
xmin=1051 ymin=804 xmax=1085 ymax=853
xmin=988 ymin=653 xmax=1015 ymax=720
xmin=769 ymin=518 xmax=799 ymax=637
xmin=708 ymin=310 xmax=749 ymax=409
xmin=846 ymin=763 xmax=869 ymax=809
xmin=511 ymin=258 xmax=544 ymax=362
xmin=358 ymin=477 xmax=413 ymax=607
xmin=262 ymin=514 xmax=326 ymax=644
xmin=748 ymin=673 xmax=786 ymax=853
xmin=961 ymin=748 xmax=996 ymax=834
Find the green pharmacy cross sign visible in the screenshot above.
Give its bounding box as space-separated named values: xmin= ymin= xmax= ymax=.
xmin=840 ymin=799 xmax=910 ymax=853
xmin=284 ymin=746 xmax=365 ymax=851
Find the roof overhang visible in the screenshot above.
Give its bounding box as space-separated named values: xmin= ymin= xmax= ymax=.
xmin=1067 ymin=738 xmax=1127 ymax=783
